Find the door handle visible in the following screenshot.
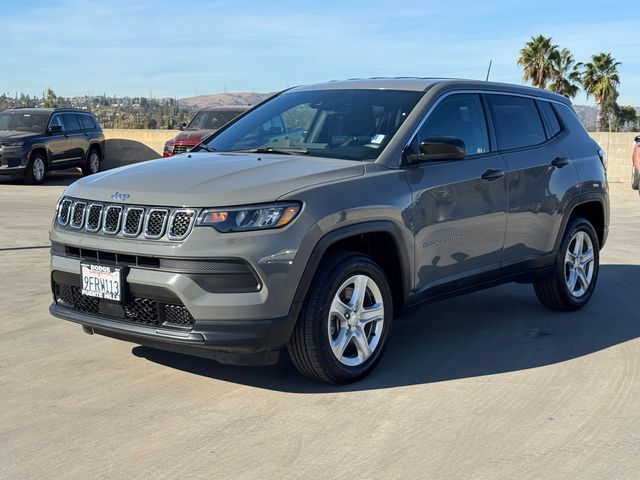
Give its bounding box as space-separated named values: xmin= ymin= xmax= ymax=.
xmin=481 ymin=168 xmax=505 ymax=181
xmin=551 ymin=156 xmax=570 ymax=168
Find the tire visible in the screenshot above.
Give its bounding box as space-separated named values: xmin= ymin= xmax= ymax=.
xmin=534 ymin=217 xmax=600 ymax=311
xmin=287 ymin=251 xmax=394 ymax=384
xmin=82 ymin=148 xmax=101 ymax=176
xmin=632 ymin=167 xmax=640 ymax=191
xmin=23 ymin=152 xmax=47 ymax=185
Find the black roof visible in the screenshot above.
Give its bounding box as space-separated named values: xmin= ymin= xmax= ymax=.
xmin=2 ymin=107 xmax=95 ymax=115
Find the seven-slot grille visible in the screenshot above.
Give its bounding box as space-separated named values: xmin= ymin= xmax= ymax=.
xmin=56 ymin=198 xmax=198 ymax=241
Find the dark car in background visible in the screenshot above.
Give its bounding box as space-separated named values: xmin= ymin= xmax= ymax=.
xmin=163 ymin=105 xmax=249 ymax=157
xmin=0 ymin=108 xmax=105 ymax=184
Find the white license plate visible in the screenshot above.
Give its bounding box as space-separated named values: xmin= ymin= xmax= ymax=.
xmin=81 ymin=263 xmax=122 ymax=301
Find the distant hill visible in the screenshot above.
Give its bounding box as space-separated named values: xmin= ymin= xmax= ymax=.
xmin=574 ymin=105 xmax=598 ymax=130
xmin=179 ymin=92 xmax=274 ymax=109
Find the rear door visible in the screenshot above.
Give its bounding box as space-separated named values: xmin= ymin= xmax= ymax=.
xmin=485 ymin=94 xmax=579 ymax=271
xmin=61 ymin=113 xmax=85 ymax=164
xmin=404 ymin=93 xmax=508 ymax=295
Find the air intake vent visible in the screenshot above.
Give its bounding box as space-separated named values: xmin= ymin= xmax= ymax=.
xmin=144 ymin=209 xmax=169 ymax=239
xmin=102 ymin=206 xmax=123 ymax=234
xmin=123 ymin=207 xmax=145 ymax=237
xmin=168 ymin=210 xmax=196 ymax=240
xmin=85 ymin=204 xmax=103 ymax=232
xmin=70 ymin=202 xmax=87 ymax=229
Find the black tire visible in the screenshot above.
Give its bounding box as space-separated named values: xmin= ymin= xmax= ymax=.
xmin=23 ymin=152 xmax=47 ymax=185
xmin=287 ymin=251 xmax=394 ymax=384
xmin=82 ymin=147 xmax=102 ymax=176
xmin=534 ymin=217 xmax=600 ymax=311
xmin=632 ymin=168 xmax=640 ymax=191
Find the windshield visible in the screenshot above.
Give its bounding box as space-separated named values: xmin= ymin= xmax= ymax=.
xmin=188 ymin=110 xmax=244 ymax=130
xmin=203 ymin=89 xmax=423 ymax=161
xmin=0 ymin=112 xmax=49 ymax=133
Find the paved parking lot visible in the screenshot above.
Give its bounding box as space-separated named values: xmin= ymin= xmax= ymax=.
xmin=1 ymin=171 xmax=639 ymax=480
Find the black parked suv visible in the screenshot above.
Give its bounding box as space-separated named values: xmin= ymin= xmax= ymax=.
xmin=49 ymin=79 xmax=609 ymax=383
xmin=0 ymin=108 xmax=105 ymax=184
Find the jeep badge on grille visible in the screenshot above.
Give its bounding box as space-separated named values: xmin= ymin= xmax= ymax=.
xmin=111 ymin=192 xmax=130 ymax=201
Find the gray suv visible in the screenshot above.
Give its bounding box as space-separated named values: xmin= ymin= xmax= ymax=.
xmin=49 ymin=79 xmax=609 ymax=384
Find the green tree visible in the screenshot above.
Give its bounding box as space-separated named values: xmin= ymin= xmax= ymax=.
xmin=581 ymin=53 xmax=621 ymax=131
xmin=517 ymin=35 xmax=559 ymax=89
xmin=43 ymin=88 xmax=58 ymax=108
xmin=548 ymin=48 xmax=582 ymax=99
xmin=618 ymin=105 xmax=638 ymax=132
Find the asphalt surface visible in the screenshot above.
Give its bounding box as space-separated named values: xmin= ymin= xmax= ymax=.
xmin=1 ymin=171 xmax=639 ymax=480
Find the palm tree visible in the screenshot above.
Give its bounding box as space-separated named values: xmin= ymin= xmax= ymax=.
xmin=517 ymin=35 xmax=559 ymax=89
xmin=582 ymin=53 xmax=621 ymax=130
xmin=548 ymin=49 xmax=582 ymax=99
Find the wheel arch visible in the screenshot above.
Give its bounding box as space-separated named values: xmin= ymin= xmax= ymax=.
xmin=555 ymin=194 xmax=608 ymax=253
xmin=289 ymin=221 xmax=412 ymax=321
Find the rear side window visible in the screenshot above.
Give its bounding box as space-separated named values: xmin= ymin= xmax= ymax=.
xmin=80 ymin=114 xmax=97 ymax=130
xmin=539 ymin=101 xmax=562 ymax=138
xmin=415 ymin=93 xmax=490 ymax=156
xmin=487 ymin=95 xmax=546 ymax=150
xmin=62 ymin=113 xmax=81 ymax=131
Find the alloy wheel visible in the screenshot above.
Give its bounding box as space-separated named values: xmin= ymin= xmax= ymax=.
xmin=564 ymin=230 xmax=595 ymax=298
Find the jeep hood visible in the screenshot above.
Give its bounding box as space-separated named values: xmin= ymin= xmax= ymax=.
xmin=0 ymin=130 xmax=36 ymax=141
xmin=64 ymin=152 xmax=365 ymax=206
xmin=168 ymin=130 xmax=212 ymax=145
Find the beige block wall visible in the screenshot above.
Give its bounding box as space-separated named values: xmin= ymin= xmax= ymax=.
xmin=102 ymin=129 xmax=638 ymax=183
xmin=589 ymin=132 xmax=638 ymax=184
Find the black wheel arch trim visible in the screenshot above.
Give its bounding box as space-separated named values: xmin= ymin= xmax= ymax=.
xmin=553 ymin=192 xmax=608 ymax=255
xmin=288 ymin=220 xmax=413 ymax=321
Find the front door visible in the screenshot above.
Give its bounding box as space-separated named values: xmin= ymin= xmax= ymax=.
xmin=404 ymin=93 xmax=508 ymax=296
xmin=46 ymin=113 xmax=69 ymax=164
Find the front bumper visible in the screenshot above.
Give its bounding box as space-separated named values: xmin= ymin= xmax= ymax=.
xmin=0 ymin=146 xmax=28 ymax=176
xmin=50 ymin=303 xmax=289 ymax=365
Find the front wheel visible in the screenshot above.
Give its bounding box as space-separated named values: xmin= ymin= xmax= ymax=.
xmin=82 ymin=148 xmax=102 ymax=176
xmin=287 ymin=251 xmax=393 ymax=384
xmin=534 ymin=218 xmax=600 ymax=311
xmin=23 ymin=153 xmax=47 ymax=185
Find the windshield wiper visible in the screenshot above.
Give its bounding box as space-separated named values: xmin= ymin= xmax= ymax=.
xmin=193 ymin=143 xmax=216 ymax=153
xmin=230 ymin=147 xmax=309 ymax=155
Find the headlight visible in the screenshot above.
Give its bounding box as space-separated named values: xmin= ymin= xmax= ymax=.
xmin=197 ymin=202 xmax=301 ymax=232
xmin=1 ymin=141 xmax=24 ymax=148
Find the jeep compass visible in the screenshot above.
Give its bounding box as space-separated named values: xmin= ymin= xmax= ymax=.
xmin=49 ymin=78 xmax=609 ymax=384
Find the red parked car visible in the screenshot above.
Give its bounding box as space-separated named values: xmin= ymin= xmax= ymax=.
xmin=163 ymin=105 xmax=249 ymax=157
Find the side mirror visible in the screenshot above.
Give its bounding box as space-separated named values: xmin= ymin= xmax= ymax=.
xmin=407 ymin=136 xmax=466 ymax=163
xmin=177 ymin=122 xmax=187 ymax=131
xmin=47 ymin=125 xmax=63 ymax=135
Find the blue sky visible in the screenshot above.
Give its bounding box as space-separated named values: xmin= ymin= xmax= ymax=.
xmin=1 ymin=0 xmax=638 ymax=105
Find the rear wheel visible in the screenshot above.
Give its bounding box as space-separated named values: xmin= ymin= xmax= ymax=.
xmin=23 ymin=152 xmax=47 ymax=185
xmin=287 ymin=251 xmax=393 ymax=384
xmin=82 ymin=148 xmax=101 ymax=176
xmin=534 ymin=218 xmax=599 ymax=311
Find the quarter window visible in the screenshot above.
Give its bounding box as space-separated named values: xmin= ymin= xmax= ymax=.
xmin=80 ymin=115 xmax=97 ymax=130
xmin=487 ymin=95 xmax=546 ymax=150
xmin=539 ymin=101 xmax=562 ymax=138
xmin=413 ymin=93 xmax=490 ymax=157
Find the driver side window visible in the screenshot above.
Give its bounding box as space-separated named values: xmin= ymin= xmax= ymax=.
xmin=414 ymin=94 xmax=490 ymax=157
xmin=49 ymin=114 xmax=65 ymax=131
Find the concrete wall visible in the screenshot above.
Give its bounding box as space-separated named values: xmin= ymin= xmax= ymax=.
xmin=102 ymin=129 xmax=639 ymax=183
xmin=589 ymin=132 xmax=637 ymax=184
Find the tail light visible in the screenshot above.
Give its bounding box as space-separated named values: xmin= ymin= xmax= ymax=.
xmin=597 ymin=148 xmax=607 ymax=170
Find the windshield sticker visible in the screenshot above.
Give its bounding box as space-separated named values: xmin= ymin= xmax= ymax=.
xmin=371 ymin=134 xmax=385 ymax=144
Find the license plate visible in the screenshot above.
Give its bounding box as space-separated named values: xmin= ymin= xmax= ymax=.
xmin=81 ymin=263 xmax=122 ymax=302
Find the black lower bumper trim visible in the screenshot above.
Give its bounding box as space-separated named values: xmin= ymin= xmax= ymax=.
xmin=50 ymin=303 xmax=293 ymax=366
